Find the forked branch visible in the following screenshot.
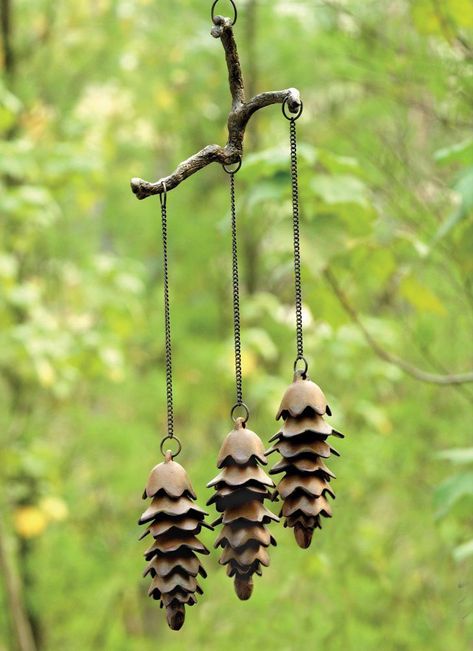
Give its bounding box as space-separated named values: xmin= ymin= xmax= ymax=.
xmin=130 ymin=15 xmax=302 ymax=200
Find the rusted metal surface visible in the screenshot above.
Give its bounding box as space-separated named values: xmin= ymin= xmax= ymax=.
xmin=138 ymin=456 xmax=213 ymax=630
xmin=207 ymin=422 xmax=279 ymax=601
xmin=269 ymin=373 xmax=344 ymax=549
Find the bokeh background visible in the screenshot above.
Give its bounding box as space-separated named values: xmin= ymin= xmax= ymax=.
xmin=1 ymin=1 xmax=472 ymax=650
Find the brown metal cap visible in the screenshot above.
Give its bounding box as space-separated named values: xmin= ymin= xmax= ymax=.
xmin=220 ymin=544 xmax=270 ymax=568
xmin=143 ymin=553 xmax=205 ymax=579
xmin=269 ymin=415 xmax=343 ymax=442
xmin=217 ymin=421 xmax=267 ymax=468
xmin=269 ymin=456 xmax=336 ymax=477
xmin=207 ymin=464 xmax=274 ymax=489
xmin=266 ymin=438 xmax=337 ymax=460
xmin=144 ymin=459 xmax=197 ymax=500
xmin=144 ymin=534 xmax=210 ymax=557
xmin=214 ymin=523 xmax=276 ymax=550
xmin=281 ymin=494 xmax=332 ymax=519
xmin=276 ymin=374 xmax=329 ymax=420
xmin=276 ymin=475 xmax=335 ymax=500
xmin=221 ymin=501 xmax=279 ymax=525
xmin=139 ymin=495 xmax=208 ymax=525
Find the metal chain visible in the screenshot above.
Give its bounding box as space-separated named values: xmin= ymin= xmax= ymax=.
xmin=284 ymin=100 xmax=308 ymax=376
xmin=223 ymin=160 xmax=249 ymax=424
xmin=159 ymin=187 xmax=181 ymax=457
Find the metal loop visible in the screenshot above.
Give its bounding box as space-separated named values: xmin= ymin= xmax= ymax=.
xmin=231 ymin=403 xmax=250 ymax=425
xmin=211 ymin=0 xmax=238 ymax=26
xmin=223 ymin=157 xmax=242 ymax=175
xmin=294 ymin=356 xmax=308 ymax=378
xmin=160 ymin=436 xmax=182 ymax=458
xmin=159 ymin=181 xmax=167 ymax=209
xmin=282 ymin=98 xmax=303 ymax=122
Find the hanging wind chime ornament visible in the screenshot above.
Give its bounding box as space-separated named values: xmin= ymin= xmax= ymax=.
xmin=207 ymin=162 xmax=278 ymax=601
xmin=137 ymin=188 xmax=213 ymax=631
xmin=266 ymin=104 xmax=345 ymax=550
xmin=131 ymin=0 xmax=344 ymax=625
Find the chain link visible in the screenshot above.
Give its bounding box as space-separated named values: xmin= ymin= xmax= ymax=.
xmin=229 ymin=168 xmax=244 ymax=408
xmin=159 ymin=187 xmax=180 ymax=455
xmin=286 ymin=106 xmax=307 ymax=374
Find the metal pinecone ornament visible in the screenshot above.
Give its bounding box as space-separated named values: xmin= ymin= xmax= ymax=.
xmin=207 ymin=417 xmax=278 ymax=600
xmin=207 ymin=161 xmax=278 ymax=600
xmin=139 ymin=452 xmax=212 ymax=629
xmin=267 ymin=371 xmax=344 ymax=548
xmin=137 ymin=187 xmax=212 ymax=630
xmin=266 ymin=101 xmax=345 ymax=549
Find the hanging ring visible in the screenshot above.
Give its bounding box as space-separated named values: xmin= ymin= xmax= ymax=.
xmin=160 ymin=435 xmax=182 ymax=458
xmin=231 ymin=402 xmax=250 ymax=426
xmin=294 ymin=355 xmax=309 ymax=378
xmin=211 ymin=0 xmax=238 ymax=26
xmin=223 ymin=157 xmax=242 ymax=175
xmin=159 ymin=181 xmax=167 ymax=209
xmin=282 ymin=98 xmax=304 ymax=122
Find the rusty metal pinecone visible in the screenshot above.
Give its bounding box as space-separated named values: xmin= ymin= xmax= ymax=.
xmin=138 ymin=453 xmax=213 ymax=630
xmin=267 ymin=371 xmax=344 ymax=549
xmin=207 ymin=418 xmax=278 ymax=600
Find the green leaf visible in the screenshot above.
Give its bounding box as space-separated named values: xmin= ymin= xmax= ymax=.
xmin=437 ymin=448 xmax=473 ymax=464
xmin=435 ymin=139 xmax=473 ymax=166
xmin=310 ymin=174 xmax=370 ymax=208
xmin=454 ymin=539 xmax=473 ymax=562
xmin=435 ymin=472 xmax=473 ymax=517
xmin=434 ymin=167 xmax=473 ymax=241
xmin=399 ymin=275 xmax=447 ymax=315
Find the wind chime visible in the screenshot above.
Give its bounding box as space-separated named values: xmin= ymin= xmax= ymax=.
xmin=134 ymin=0 xmax=344 ymax=630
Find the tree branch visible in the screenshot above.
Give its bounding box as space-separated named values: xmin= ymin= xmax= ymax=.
xmin=130 ymin=14 xmax=301 ymax=200
xmin=324 ymin=269 xmax=473 ymax=386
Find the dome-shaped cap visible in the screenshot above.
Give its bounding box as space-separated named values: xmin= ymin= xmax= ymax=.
xmin=217 ymin=419 xmax=267 ymax=468
xmin=144 ymin=459 xmax=197 ymax=500
xmin=276 ymin=373 xmax=330 ymax=420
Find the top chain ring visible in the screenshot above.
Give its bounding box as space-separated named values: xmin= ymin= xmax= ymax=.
xmin=282 ymin=98 xmax=304 ymax=121
xmin=211 ymin=0 xmax=238 ymax=26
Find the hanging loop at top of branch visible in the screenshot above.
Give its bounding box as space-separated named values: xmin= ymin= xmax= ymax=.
xmin=159 ymin=181 xmax=167 ymax=208
xmin=283 ymin=97 xmax=303 ymax=121
xmin=211 ymin=0 xmax=238 ymax=26
xmin=223 ymin=156 xmax=242 ymax=174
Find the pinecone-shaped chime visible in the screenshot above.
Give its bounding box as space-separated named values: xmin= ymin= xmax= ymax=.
xmin=139 ymin=453 xmax=213 ymax=630
xmin=207 ymin=418 xmax=278 ymax=600
xmin=267 ymin=371 xmax=344 ymax=549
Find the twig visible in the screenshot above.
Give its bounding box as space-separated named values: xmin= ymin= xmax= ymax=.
xmin=0 ymin=516 xmax=37 ymax=651
xmin=130 ymin=15 xmax=301 ymax=200
xmin=324 ymin=269 xmax=473 ymax=386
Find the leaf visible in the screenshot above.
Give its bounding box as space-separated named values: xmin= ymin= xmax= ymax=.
xmin=437 ymin=448 xmax=473 ymax=464
xmin=399 ymin=275 xmax=447 ymax=315
xmin=454 ymin=539 xmax=473 ymax=562
xmin=435 ymin=472 xmax=473 ymax=517
xmin=411 ymin=0 xmax=473 ymax=36
xmin=435 ymin=139 xmax=473 ymax=166
xmin=310 ymin=174 xmax=370 ymax=208
xmin=435 ymin=166 xmax=473 ymax=241
xmin=239 ymin=143 xmax=317 ymax=181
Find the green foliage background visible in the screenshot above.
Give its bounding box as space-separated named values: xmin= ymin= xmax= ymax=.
xmin=1 ymin=1 xmax=472 ymax=650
